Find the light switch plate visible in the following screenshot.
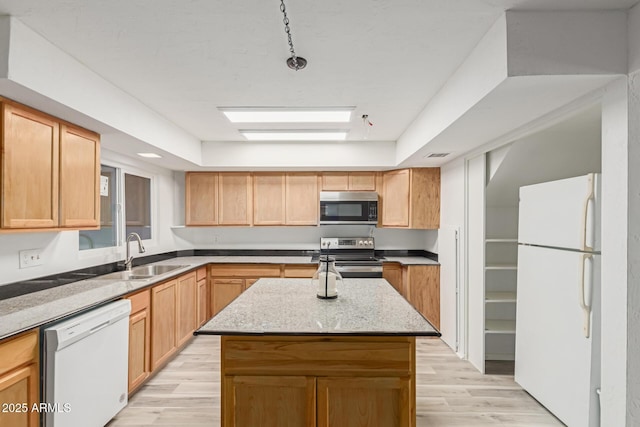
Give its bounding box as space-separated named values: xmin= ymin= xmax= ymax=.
xmin=19 ymin=249 xmax=44 ymax=268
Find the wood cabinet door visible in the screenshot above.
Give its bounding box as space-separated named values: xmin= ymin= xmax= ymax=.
xmin=128 ymin=309 xmax=150 ymax=393
xmin=0 ymin=364 xmax=39 ymax=427
xmin=383 ymin=263 xmax=404 ymax=297
xmin=321 ymin=173 xmax=349 ymax=191
xmin=285 ymin=173 xmax=318 ymax=225
xmin=176 ymin=273 xmax=197 ymax=347
xmin=219 ymin=173 xmax=252 ymax=225
xmin=409 ymin=168 xmax=440 ymax=229
xmin=317 ymin=377 xmax=411 ymax=427
xmin=382 ymin=169 xmax=410 ymax=227
xmin=223 ymin=376 xmax=316 ymax=427
xmin=348 ymin=172 xmax=376 ymax=191
xmin=59 ymin=123 xmax=100 ymax=228
xmin=406 ymin=265 xmax=440 ymax=329
xmin=212 ymin=279 xmax=244 ymax=315
xmin=253 ymin=173 xmax=285 ymax=225
xmin=2 ymin=102 xmax=59 ymax=228
xmin=185 ymin=172 xmax=218 ymax=225
xmin=197 ymin=279 xmax=208 ymax=326
xmin=151 ymin=280 xmax=177 ymax=371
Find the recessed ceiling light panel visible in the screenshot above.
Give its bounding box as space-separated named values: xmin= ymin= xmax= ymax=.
xmin=137 ymin=152 xmax=162 ymax=158
xmin=240 ymin=130 xmax=348 ymax=141
xmin=220 ymin=108 xmax=354 ymax=123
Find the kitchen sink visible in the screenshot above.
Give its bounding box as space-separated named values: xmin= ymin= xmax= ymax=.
xmin=95 ymin=264 xmax=189 ymax=281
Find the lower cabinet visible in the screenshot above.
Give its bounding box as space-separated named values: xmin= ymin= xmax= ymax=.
xmin=209 ymin=264 xmax=281 ymax=316
xmin=196 ymin=267 xmax=208 ymax=327
xmin=383 ymin=263 xmax=440 ymax=329
xmin=223 ymin=376 xmax=316 ymax=426
xmin=127 ymin=290 xmax=151 ymax=393
xmin=150 ymin=279 xmax=178 ymax=371
xmin=0 ymin=330 xmax=39 ymax=427
xmin=176 ymin=272 xmax=197 ymax=347
xmin=211 ymin=279 xmax=244 ymax=316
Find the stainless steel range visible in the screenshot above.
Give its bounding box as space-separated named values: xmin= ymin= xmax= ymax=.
xmin=312 ymin=237 xmax=383 ymax=278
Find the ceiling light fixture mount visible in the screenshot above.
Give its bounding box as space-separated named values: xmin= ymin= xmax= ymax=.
xmin=280 ymin=0 xmax=306 ymax=70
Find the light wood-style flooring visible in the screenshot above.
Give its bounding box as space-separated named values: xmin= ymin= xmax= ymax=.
xmin=108 ymin=336 xmax=562 ymax=426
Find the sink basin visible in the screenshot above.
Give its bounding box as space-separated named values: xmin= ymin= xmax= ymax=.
xmin=95 ymin=264 xmax=189 ymax=281
xmin=131 ymin=264 xmax=189 ymax=276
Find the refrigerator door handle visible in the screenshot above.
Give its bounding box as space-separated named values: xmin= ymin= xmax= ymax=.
xmin=581 ymin=173 xmax=595 ymax=252
xmin=579 ymin=253 xmax=593 ymax=338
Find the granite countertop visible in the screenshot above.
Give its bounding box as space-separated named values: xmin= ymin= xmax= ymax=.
xmin=381 ymin=257 xmax=439 ymax=265
xmin=196 ymin=278 xmax=440 ymax=336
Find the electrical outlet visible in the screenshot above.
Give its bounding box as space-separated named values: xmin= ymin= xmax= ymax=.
xmin=19 ymin=249 xmax=44 ymax=268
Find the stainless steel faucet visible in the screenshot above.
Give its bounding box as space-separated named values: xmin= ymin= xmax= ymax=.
xmin=124 ymin=232 xmax=146 ymax=270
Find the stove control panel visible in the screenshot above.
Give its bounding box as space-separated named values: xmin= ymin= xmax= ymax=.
xmin=320 ymin=237 xmax=374 ymax=249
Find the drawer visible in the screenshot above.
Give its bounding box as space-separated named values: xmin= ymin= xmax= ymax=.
xmin=0 ymin=330 xmax=38 ymax=376
xmin=283 ymin=264 xmax=317 ymax=278
xmin=213 ymin=278 xmax=245 ymax=286
xmin=127 ymin=288 xmax=150 ymax=313
xmin=209 ymin=264 xmax=281 ymax=278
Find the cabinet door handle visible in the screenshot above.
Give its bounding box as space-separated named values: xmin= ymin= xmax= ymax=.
xmin=578 ymin=253 xmax=593 ymax=338
xmin=581 ymin=173 xmax=595 ymax=252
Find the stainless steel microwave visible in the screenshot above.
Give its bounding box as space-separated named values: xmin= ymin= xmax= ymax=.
xmin=319 ymin=192 xmax=378 ymax=225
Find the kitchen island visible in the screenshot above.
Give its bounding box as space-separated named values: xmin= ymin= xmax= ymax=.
xmin=196 ymin=278 xmax=440 ymax=427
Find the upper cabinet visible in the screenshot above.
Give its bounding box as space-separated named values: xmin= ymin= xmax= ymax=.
xmin=381 ymin=168 xmax=440 ymax=229
xmin=321 ymin=172 xmax=376 ymax=191
xmin=252 ymin=172 xmax=318 ymax=226
xmin=1 ymin=99 xmax=100 ymax=231
xmin=185 ymin=172 xmax=252 ymax=226
xmin=285 ymin=173 xmax=318 ymax=225
xmin=253 ymin=173 xmax=286 ymax=225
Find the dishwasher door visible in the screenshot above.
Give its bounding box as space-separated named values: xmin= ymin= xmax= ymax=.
xmin=44 ymin=299 xmax=131 ymax=427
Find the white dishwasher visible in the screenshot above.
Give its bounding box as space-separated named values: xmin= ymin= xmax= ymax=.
xmin=44 ymin=299 xmax=131 ymax=427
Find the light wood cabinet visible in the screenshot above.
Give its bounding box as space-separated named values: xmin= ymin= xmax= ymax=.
xmin=219 ymin=173 xmax=252 ymax=225
xmin=317 ymin=377 xmax=410 ymax=427
xmin=285 ymin=173 xmax=318 ymax=225
xmin=253 ymin=173 xmax=286 ymax=225
xmin=151 ymin=279 xmax=178 ymax=371
xmin=127 ymin=290 xmax=151 ymax=393
xmin=176 ymin=272 xmax=197 ymax=347
xmin=383 ymin=263 xmax=405 ymax=296
xmin=59 ymin=123 xmax=100 ymax=228
xmin=0 ymin=330 xmax=39 ymax=427
xmin=1 ymin=99 xmax=101 ymax=231
xmin=223 ymin=376 xmax=316 ymax=427
xmin=381 ymin=168 xmax=440 ymax=229
xmin=321 ymin=172 xmax=376 ymax=191
xmin=196 ymin=267 xmax=208 ymax=326
xmin=185 ymin=172 xmax=218 ymax=225
xmin=2 ymin=101 xmax=59 ymax=229
xmin=283 ymin=264 xmax=317 ymax=278
xmin=210 ymin=264 xmax=282 ymax=316
xmin=405 ymin=265 xmax=440 ymax=329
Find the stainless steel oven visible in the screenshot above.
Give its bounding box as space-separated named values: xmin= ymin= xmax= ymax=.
xmin=312 ymin=237 xmax=383 ymax=278
xmin=319 ymin=191 xmax=378 ymax=225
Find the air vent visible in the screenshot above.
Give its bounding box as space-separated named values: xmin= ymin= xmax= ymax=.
xmin=424 ymin=152 xmax=450 ymax=158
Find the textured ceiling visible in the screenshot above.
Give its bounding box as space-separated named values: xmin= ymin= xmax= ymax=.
xmin=0 ymin=0 xmax=635 ymax=144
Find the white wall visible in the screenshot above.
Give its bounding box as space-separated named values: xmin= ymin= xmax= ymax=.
xmin=438 ymin=157 xmax=466 ymax=353
xmin=0 ymin=149 xmax=185 ymax=286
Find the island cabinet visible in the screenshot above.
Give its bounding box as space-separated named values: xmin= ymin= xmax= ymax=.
xmin=221 ymin=336 xmax=414 ymax=427
xmin=209 ymin=264 xmax=281 ymax=316
xmin=1 ymin=99 xmax=100 ymax=231
xmin=185 ymin=172 xmax=252 ymax=226
xmin=126 ymin=289 xmax=151 ymax=394
xmin=381 ymin=168 xmax=440 ymax=229
xmin=321 ymin=172 xmax=377 ymax=191
xmin=0 ymin=330 xmax=39 ymax=427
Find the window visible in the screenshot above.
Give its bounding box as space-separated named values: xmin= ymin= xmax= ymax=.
xmin=79 ymin=165 xmax=118 ymax=250
xmin=79 ymin=165 xmax=154 ymax=251
xmin=124 ymin=173 xmax=152 ymax=240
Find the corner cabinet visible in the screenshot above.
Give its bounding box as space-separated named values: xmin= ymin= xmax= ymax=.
xmin=381 ymin=168 xmax=440 ymax=229
xmin=1 ymin=99 xmax=100 ymax=231
xmin=0 ymin=330 xmax=39 ymax=427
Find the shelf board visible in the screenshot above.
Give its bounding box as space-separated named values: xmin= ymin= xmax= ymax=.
xmin=485 ymin=292 xmax=517 ymax=303
xmin=485 ymin=238 xmax=518 ymax=243
xmin=485 ymin=264 xmax=517 ymax=270
xmin=485 ymin=320 xmax=516 ymax=334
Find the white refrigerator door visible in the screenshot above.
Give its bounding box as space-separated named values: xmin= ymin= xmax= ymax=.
xmin=518 ymin=173 xmax=600 ymax=251
xmin=515 ymin=245 xmax=600 ymax=427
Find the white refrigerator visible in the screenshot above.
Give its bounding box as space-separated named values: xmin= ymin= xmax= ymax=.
xmin=515 ymin=173 xmax=601 ymax=427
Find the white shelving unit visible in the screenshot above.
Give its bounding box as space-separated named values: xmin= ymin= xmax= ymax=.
xmin=484 ymin=238 xmax=518 ymax=361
